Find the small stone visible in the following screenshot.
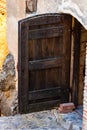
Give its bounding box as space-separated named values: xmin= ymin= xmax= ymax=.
xmin=60 ymin=120 xmax=73 ymax=130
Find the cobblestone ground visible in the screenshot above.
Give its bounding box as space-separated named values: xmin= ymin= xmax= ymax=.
xmin=0 ymin=106 xmax=82 ymax=130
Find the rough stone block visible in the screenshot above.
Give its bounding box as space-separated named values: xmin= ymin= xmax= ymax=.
xmin=0 ymin=54 xmax=18 ymax=116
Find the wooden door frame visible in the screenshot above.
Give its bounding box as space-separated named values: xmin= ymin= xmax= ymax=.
xmin=71 ymin=19 xmax=81 ymax=106
xmin=18 ymin=14 xmax=81 ymax=114
xmin=18 ymin=21 xmax=29 ymax=113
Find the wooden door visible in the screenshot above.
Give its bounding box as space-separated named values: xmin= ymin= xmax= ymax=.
xmin=18 ymin=14 xmax=72 ymax=113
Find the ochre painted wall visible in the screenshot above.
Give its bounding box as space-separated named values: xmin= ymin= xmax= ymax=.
xmin=0 ymin=0 xmax=8 ymax=69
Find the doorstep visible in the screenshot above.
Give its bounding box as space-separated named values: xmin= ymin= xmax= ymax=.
xmin=0 ymin=106 xmax=82 ymax=130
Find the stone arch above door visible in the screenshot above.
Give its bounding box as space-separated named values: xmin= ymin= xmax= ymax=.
xmin=36 ymin=0 xmax=87 ymax=30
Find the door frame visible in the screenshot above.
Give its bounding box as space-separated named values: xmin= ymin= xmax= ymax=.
xmin=71 ymin=19 xmax=81 ymax=106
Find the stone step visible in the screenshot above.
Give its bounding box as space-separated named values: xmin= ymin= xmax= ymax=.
xmin=0 ymin=107 xmax=82 ymax=130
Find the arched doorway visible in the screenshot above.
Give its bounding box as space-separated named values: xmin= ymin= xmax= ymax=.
xmin=18 ymin=13 xmax=82 ymax=113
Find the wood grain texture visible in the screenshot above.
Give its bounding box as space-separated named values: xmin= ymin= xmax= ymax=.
xmin=71 ymin=19 xmax=81 ymax=107
xmin=18 ymin=14 xmax=72 ymax=113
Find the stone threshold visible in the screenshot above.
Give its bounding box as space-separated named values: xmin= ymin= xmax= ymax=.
xmin=0 ymin=106 xmax=82 ymax=130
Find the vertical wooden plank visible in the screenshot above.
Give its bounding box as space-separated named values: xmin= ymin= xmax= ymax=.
xmin=62 ymin=17 xmax=72 ymax=87
xmin=18 ymin=21 xmax=29 ymax=113
xmin=71 ymin=19 xmax=81 ymax=106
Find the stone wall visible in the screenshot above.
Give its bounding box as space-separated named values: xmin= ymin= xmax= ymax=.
xmin=36 ymin=0 xmax=87 ymax=29
xmin=0 ymin=54 xmax=17 ymax=116
xmin=0 ymin=0 xmax=16 ymax=116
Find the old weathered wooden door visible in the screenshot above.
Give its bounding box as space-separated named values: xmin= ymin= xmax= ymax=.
xmin=18 ymin=14 xmax=72 ymax=113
